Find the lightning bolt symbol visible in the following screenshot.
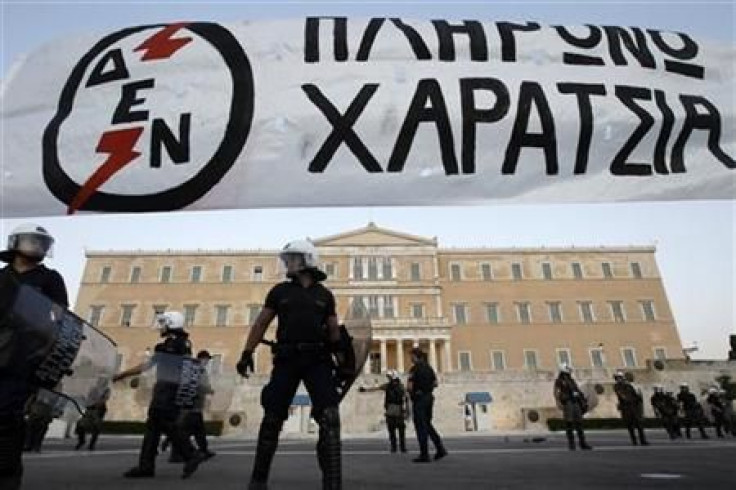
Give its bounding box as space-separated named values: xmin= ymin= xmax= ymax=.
xmin=67 ymin=127 xmax=144 ymax=215
xmin=135 ymin=22 xmax=192 ymax=61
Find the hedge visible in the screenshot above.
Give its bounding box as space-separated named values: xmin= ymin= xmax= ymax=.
xmin=100 ymin=420 xmax=224 ymax=436
xmin=548 ymin=418 xmax=681 ymax=431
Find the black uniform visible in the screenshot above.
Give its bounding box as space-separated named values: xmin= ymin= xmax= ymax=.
xmin=614 ymin=380 xmax=648 ymax=445
xmin=127 ymin=333 xmax=201 ymax=477
xmin=0 ymin=264 xmax=67 ymax=490
xmin=250 ymin=279 xmax=341 ymax=489
xmin=651 ymin=392 xmax=681 ymax=439
xmin=554 ymin=375 xmax=591 ymax=450
xmin=408 ymin=359 xmax=446 ymax=462
xmin=75 ymin=386 xmax=110 ymax=451
xmin=677 ymin=390 xmax=709 ymax=439
xmin=706 ymin=393 xmax=726 ymax=438
xmin=383 ymin=380 xmax=408 ymax=453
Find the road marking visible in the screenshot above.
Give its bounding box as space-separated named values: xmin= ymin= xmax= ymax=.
xmin=641 ymin=473 xmax=683 ymax=479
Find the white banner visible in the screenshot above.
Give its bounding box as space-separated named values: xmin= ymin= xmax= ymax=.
xmin=1 ymin=18 xmax=734 ymax=217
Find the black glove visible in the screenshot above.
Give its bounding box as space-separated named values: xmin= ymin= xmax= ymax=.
xmin=236 ymin=349 xmax=255 ymax=378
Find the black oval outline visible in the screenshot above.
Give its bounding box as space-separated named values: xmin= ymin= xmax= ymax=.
xmin=43 ymin=22 xmax=253 ymax=212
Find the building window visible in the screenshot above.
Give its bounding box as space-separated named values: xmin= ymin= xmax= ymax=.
xmin=512 ymin=263 xmax=523 ymax=280
xmin=578 ymin=301 xmax=595 ymax=323
xmin=252 ymin=265 xmax=263 ymax=282
xmin=247 ymin=304 xmax=261 ymax=324
xmin=88 ymin=305 xmax=104 ymax=327
xmin=621 ymin=347 xmax=637 ymax=368
xmin=602 ymin=262 xmax=613 ymax=278
xmin=639 ymin=300 xmax=656 ymax=321
xmin=590 ymin=349 xmax=605 ymax=368
xmin=369 ymin=352 xmax=381 ymax=374
xmin=458 ymin=352 xmax=472 ymax=371
xmin=411 ymin=303 xmax=425 ymax=319
xmin=352 ymin=257 xmax=363 ymax=280
xmin=191 ymin=265 xmax=202 ymax=283
xmin=130 ymin=266 xmax=141 ymax=283
xmin=450 ymin=263 xmax=462 ymax=281
xmin=183 ymin=304 xmax=197 ymax=327
xmin=368 ymin=296 xmax=380 ymax=318
xmin=571 ymin=262 xmax=583 ymax=279
xmin=120 ymin=304 xmax=135 ymax=327
xmin=100 ymin=266 xmax=112 ymax=283
xmin=516 ymin=302 xmax=531 ymax=324
xmin=480 ymin=263 xmax=493 ymax=281
xmin=152 ymin=304 xmax=167 ymax=324
xmin=524 ymin=350 xmax=539 ymax=370
xmin=208 ymin=354 xmax=223 ymax=375
xmin=367 ymin=257 xmax=378 ymax=280
xmin=653 ymin=347 xmax=667 ymax=360
xmin=160 ymin=266 xmax=172 ymax=283
xmin=630 ymin=262 xmax=642 ymax=279
xmin=383 ymin=296 xmax=395 ymax=318
xmin=547 ymin=302 xmax=563 ymax=323
xmin=609 ymin=301 xmax=626 ymax=323
xmin=382 ymin=257 xmax=393 ymax=279
xmin=215 ymin=305 xmax=230 ymax=327
xmin=484 ymin=302 xmax=500 ymax=324
xmin=556 ymin=349 xmax=572 ymax=367
xmin=491 ymin=350 xmax=506 ymax=371
xmin=324 ymin=263 xmax=335 ymax=279
xmin=222 ymin=265 xmax=233 ymax=283
xmin=452 ymin=303 xmax=468 ymax=325
xmin=542 ymin=263 xmax=553 ymax=280
xmin=410 ymin=262 xmax=421 ymax=281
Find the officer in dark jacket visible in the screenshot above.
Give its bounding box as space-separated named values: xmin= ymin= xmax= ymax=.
xmin=0 ymin=223 xmax=67 ymax=490
xmin=236 ymin=239 xmax=346 ymax=490
xmin=677 ymin=383 xmax=709 ymax=439
xmin=407 ymin=347 xmax=447 ymax=463
xmin=112 ymin=311 xmax=205 ymax=479
xmin=613 ymin=371 xmax=649 ymax=446
xmin=359 ymin=370 xmax=408 ymax=453
xmin=705 ymin=387 xmax=726 ymax=438
xmin=553 ymin=364 xmax=592 ymax=450
xmin=650 ymin=385 xmax=681 ymax=439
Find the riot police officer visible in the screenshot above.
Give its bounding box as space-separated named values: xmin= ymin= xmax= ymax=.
xmin=650 ymin=385 xmax=680 ymax=439
xmin=359 ymin=370 xmax=409 ymax=453
xmin=677 ymin=383 xmax=709 ymax=439
xmin=112 ymin=311 xmax=205 ymax=479
xmin=407 ymin=347 xmax=447 ymax=463
xmin=705 ymin=387 xmax=726 ymax=438
xmin=553 ymin=364 xmax=592 ymax=450
xmin=613 ymin=371 xmax=649 ymax=446
xmin=236 ymin=239 xmax=347 ymax=490
xmin=0 ymin=224 xmax=68 ymax=490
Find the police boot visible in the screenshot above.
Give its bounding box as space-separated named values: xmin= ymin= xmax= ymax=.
xmin=182 ymin=452 xmax=205 ymax=479
xmin=318 ymin=407 xmax=342 ymax=490
xmin=565 ymin=429 xmax=576 ymax=450
xmin=638 ymin=428 xmax=649 ymax=446
xmin=250 ymin=413 xmax=282 ymax=486
xmin=576 ymin=428 xmax=593 ymax=450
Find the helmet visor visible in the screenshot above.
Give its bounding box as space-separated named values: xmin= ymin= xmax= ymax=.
xmin=13 ymin=233 xmax=54 ymax=259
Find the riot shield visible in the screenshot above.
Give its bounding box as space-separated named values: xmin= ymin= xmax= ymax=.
xmin=579 ymin=382 xmax=600 ymax=413
xmin=132 ymin=351 xmax=237 ymax=415
xmin=2 ymin=284 xmax=118 ymax=413
xmin=335 ymin=300 xmax=372 ymax=402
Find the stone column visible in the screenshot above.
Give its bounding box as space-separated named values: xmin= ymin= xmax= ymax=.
xmin=443 ymin=340 xmax=452 ymax=372
xmin=429 ymin=339 xmax=438 ymax=371
xmin=380 ymin=339 xmax=387 ymax=373
xmin=396 ymin=339 xmax=405 ymax=373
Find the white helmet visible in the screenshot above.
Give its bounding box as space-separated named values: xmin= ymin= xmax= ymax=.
xmin=155 ymin=311 xmax=185 ymax=332
xmin=279 ymin=239 xmax=325 ymax=279
xmin=558 ymin=363 xmax=572 ymax=374
xmin=679 ymin=382 xmax=689 ymax=389
xmin=386 ymin=370 xmax=400 ymax=380
xmin=708 ymin=387 xmax=718 ymax=394
xmin=613 ymin=370 xmax=626 ymax=380
xmin=1 ymin=223 xmax=55 ymax=262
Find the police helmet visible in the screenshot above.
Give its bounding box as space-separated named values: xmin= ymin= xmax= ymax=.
xmin=279 ymin=239 xmax=326 ymax=280
xmin=155 ymin=311 xmax=185 ymax=333
xmin=1 ymin=223 xmax=55 ymax=262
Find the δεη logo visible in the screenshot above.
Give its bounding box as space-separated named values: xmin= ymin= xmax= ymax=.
xmin=43 ymin=22 xmax=254 ymax=214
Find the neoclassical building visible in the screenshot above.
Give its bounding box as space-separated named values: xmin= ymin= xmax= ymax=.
xmin=75 ymin=223 xmax=684 ymax=378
